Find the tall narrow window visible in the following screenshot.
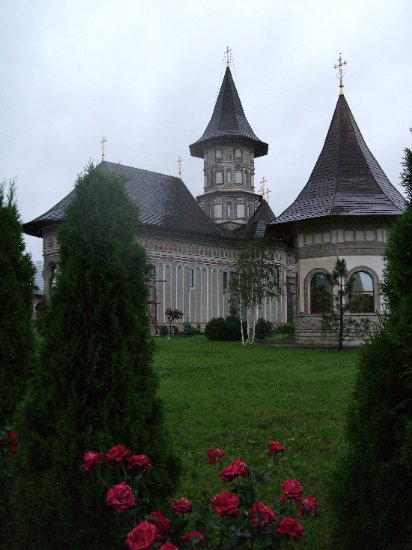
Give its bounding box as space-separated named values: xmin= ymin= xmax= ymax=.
xmin=349 ymin=271 xmax=374 ymax=313
xmin=227 ymin=202 xmax=232 ymax=218
xmin=310 ymin=273 xmax=332 ymax=313
xmin=189 ymin=268 xmax=195 ymax=288
xmin=223 ymin=271 xmax=228 ymax=290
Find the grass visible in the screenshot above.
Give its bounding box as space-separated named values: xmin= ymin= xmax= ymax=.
xmin=153 ymin=335 xmax=358 ymax=549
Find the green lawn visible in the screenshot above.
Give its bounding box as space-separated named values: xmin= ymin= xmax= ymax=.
xmin=153 ymin=336 xmax=358 ymax=549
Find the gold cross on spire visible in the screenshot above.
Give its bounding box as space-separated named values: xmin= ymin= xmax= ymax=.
xmin=258 ymin=177 xmax=271 ymax=201
xmin=334 ymin=53 xmax=347 ymax=95
xmin=224 ymin=46 xmax=232 ymax=68
xmin=177 ymin=156 xmax=183 ymax=178
xmin=100 ymin=136 xmax=107 ymax=161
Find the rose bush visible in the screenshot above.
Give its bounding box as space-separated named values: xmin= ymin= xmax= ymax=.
xmin=82 ymin=440 xmax=318 ymax=548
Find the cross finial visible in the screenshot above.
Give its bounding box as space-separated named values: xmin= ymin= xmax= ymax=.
xmin=224 ymin=46 xmax=232 ymax=68
xmin=100 ymin=136 xmax=107 ymax=161
xmin=177 ymin=156 xmax=183 ymax=178
xmin=334 ymin=53 xmax=347 ymax=95
xmin=258 ymin=177 xmax=271 ymax=201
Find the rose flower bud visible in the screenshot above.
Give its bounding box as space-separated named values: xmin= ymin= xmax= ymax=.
xmin=105 ymin=444 xmax=131 ymax=464
xmin=302 ymin=496 xmax=319 ymax=514
xmin=210 ymin=492 xmax=240 ymax=517
xmin=149 ymin=510 xmax=171 ymax=540
xmin=276 ymin=517 xmax=305 ymax=540
xmin=106 ymin=482 xmax=135 ymax=513
xmin=181 ymin=531 xmax=206 ymax=546
xmin=268 ymin=440 xmax=285 ymax=456
xmin=278 ymin=479 xmax=303 ymax=502
xmin=220 ymin=459 xmax=247 ymax=482
xmin=80 ymin=451 xmax=103 ymax=471
xmin=207 ymin=448 xmax=224 ymax=465
xmin=126 ymin=520 xmax=158 ymax=550
xmin=126 ymin=454 xmax=152 ymax=472
xmin=171 ymin=497 xmax=192 ymax=515
xmin=248 ymin=501 xmax=276 ymax=530
xmin=159 ymin=543 xmax=178 ymax=550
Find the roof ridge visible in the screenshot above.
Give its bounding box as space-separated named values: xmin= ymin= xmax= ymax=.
xmin=101 ymin=160 xmax=182 ymax=182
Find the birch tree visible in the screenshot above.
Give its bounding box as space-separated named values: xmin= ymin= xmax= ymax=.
xmin=231 ymin=237 xmax=281 ymax=345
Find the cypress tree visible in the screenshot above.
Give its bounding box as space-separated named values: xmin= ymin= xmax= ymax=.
xmin=0 ymin=180 xmax=35 ymax=428
xmin=0 ymin=181 xmax=35 ymax=540
xmin=330 ymin=148 xmax=412 ymax=549
xmin=9 ymin=165 xmax=180 ymax=549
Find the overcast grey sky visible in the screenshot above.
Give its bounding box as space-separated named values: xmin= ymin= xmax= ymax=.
xmin=2 ymin=0 xmax=411 ymax=262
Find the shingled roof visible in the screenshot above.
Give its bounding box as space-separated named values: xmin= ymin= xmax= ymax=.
xmin=190 ymin=66 xmax=268 ymax=158
xmin=23 ymin=161 xmax=229 ymax=239
xmin=233 ymin=199 xmax=276 ymax=238
xmin=273 ymin=94 xmax=405 ymax=226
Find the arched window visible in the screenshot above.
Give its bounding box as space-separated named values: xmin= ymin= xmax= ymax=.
xmin=227 ymin=202 xmax=232 ymax=218
xmin=349 ymin=271 xmax=374 ymax=313
xmin=310 ymin=273 xmax=332 ymax=313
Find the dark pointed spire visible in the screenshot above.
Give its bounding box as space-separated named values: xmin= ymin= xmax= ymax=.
xmin=273 ymin=94 xmax=405 ymax=225
xmin=190 ymin=66 xmax=268 ymax=158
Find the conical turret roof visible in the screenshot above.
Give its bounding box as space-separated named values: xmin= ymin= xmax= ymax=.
xmin=190 ymin=66 xmax=268 ymax=158
xmin=273 ymin=94 xmax=405 ymax=226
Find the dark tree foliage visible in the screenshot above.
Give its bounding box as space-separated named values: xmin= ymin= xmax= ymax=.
xmin=0 ymin=181 xmax=35 ymax=427
xmin=9 ymin=165 xmax=180 ymax=549
xmin=0 ymin=181 xmax=35 ymax=539
xmin=331 ymin=149 xmax=412 ymax=549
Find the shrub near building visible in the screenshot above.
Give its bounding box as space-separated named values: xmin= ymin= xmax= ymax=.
xmin=9 ymin=165 xmax=180 ymax=549
xmin=331 ymin=148 xmax=412 ymax=549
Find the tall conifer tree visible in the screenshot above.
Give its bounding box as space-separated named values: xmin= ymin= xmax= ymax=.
xmin=10 ymin=165 xmax=179 ymax=549
xmin=0 ymin=181 xmax=35 ymax=539
xmin=0 ymin=181 xmax=35 ymax=428
xmin=331 ymin=148 xmax=412 ymax=549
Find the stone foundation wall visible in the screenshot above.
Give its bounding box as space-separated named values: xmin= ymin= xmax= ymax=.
xmin=294 ymin=314 xmax=378 ymax=347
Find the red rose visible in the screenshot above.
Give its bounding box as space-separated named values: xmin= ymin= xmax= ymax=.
xmin=5 ymin=431 xmax=18 ymax=454
xmin=106 ymin=482 xmax=135 ymax=513
xmin=126 ymin=520 xmax=158 ymax=550
xmin=106 ymin=444 xmax=131 ymax=464
xmin=210 ymin=492 xmax=240 ymax=517
xmin=268 ymin=440 xmax=285 ymax=455
xmin=276 ymin=517 xmax=304 ymax=540
xmin=207 ymin=448 xmax=224 ymax=465
xmin=159 ymin=543 xmax=178 ymax=550
xmin=220 ymin=459 xmax=247 ymax=482
xmin=248 ymin=501 xmax=276 ymax=530
xmin=127 ymin=454 xmax=152 ymax=472
xmin=171 ymin=497 xmax=192 ymax=515
xmin=149 ymin=510 xmax=171 ymax=540
xmin=302 ymin=496 xmax=318 ymax=514
xmin=182 ymin=531 xmax=206 ymax=546
xmin=279 ymin=479 xmax=302 ymax=502
xmin=80 ymin=451 xmax=102 ymax=471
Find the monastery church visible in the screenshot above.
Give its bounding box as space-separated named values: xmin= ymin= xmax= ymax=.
xmin=24 ymin=57 xmax=405 ymax=344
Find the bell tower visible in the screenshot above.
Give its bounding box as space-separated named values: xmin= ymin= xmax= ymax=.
xmin=189 ymin=61 xmax=268 ymax=230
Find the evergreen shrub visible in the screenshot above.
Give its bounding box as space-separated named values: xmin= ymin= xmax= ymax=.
xmin=330 ymin=148 xmax=412 ymax=549
xmin=0 ymin=181 xmax=35 ymax=428
xmin=0 ymin=181 xmax=35 ymax=541
xmin=255 ymin=318 xmax=272 ymax=339
xmin=204 ymin=316 xmax=241 ymax=341
xmin=9 ymin=165 xmax=180 ymax=549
